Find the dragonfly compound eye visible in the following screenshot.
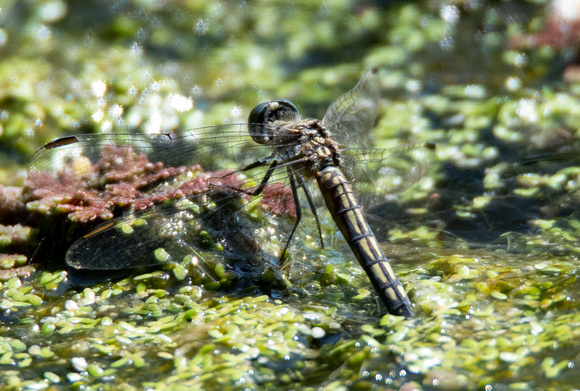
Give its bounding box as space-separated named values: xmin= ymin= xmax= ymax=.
xmin=248 ymin=100 xmax=299 ymax=144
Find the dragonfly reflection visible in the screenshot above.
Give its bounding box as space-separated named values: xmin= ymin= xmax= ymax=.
xmin=28 ymin=68 xmax=435 ymax=317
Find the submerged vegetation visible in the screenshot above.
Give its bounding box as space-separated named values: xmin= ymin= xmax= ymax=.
xmin=0 ymin=0 xmax=580 ymax=389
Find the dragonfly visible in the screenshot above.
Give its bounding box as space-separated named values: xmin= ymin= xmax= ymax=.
xmin=28 ymin=68 xmax=435 ymax=317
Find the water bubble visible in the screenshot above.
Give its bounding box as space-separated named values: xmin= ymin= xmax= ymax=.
xmin=136 ymin=28 xmax=148 ymax=42
xmin=84 ymin=34 xmax=94 ymax=46
xmin=130 ymin=42 xmax=143 ymax=58
xmin=35 ymin=24 xmax=52 ymax=42
xmin=230 ymin=105 xmax=241 ymax=119
xmin=195 ymin=19 xmax=209 ymax=35
xmin=150 ymin=16 xmax=160 ymax=28
xmin=440 ymin=4 xmax=460 ymax=24
xmin=440 ymin=37 xmax=454 ymax=51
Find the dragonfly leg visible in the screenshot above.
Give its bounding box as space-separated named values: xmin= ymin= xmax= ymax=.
xmin=243 ymin=160 xmax=278 ymax=196
xmin=279 ymin=169 xmax=302 ymax=263
xmin=296 ymin=175 xmax=324 ymax=249
xmin=216 ymin=159 xmax=278 ymax=197
xmin=238 ymin=152 xmax=307 ymax=196
xmin=227 ymin=160 xmax=304 ymax=264
xmin=240 ymin=153 xmax=275 ymax=172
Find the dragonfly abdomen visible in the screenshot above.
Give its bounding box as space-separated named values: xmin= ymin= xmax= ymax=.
xmin=316 ymin=166 xmax=414 ymax=317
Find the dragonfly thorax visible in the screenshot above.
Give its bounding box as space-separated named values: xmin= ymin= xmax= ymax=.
xmin=291 ymin=120 xmax=342 ymax=175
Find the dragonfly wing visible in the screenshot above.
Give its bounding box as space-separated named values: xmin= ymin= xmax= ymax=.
xmin=27 ymin=125 xmax=277 ymax=200
xmin=66 ymin=203 xmax=196 ymax=270
xmin=340 ymin=141 xmax=436 ymax=209
xmin=322 ymin=68 xmax=380 ymax=149
xmin=65 ymin=193 xmax=267 ymax=271
xmin=27 ymin=125 xmax=307 ymax=271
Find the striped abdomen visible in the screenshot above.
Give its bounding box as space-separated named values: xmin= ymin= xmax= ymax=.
xmin=316 ymin=166 xmax=414 ymax=317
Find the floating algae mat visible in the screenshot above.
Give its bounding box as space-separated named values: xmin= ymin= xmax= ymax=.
xmin=1 ymin=0 xmax=580 ymax=389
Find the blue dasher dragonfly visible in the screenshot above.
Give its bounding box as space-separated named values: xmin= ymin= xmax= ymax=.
xmin=28 ymin=68 xmax=435 ymax=317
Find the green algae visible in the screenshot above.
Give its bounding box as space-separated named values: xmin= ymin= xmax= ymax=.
xmin=1 ymin=0 xmax=580 ymax=389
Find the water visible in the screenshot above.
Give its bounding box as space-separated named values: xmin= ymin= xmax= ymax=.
xmin=1 ymin=0 xmax=580 ymax=389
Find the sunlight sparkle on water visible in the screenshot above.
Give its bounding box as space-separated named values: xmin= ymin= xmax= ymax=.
xmin=230 ymin=105 xmax=242 ymax=120
xmin=101 ymin=120 xmax=112 ymax=133
xmin=146 ymin=110 xmax=162 ymax=134
xmin=170 ymin=94 xmax=193 ymax=112
xmin=130 ymin=42 xmax=143 ymax=58
xmin=91 ymin=80 xmax=107 ymax=98
xmin=516 ymin=98 xmax=539 ymax=123
xmin=109 ymin=104 xmax=124 ymax=118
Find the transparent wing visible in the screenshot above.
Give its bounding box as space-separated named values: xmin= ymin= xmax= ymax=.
xmin=65 ymin=196 xmax=266 ymax=271
xmin=27 ymin=125 xmax=279 ymax=201
xmin=323 ymin=68 xmax=380 ymax=149
xmin=27 ymin=126 xmax=307 ymax=270
xmin=340 ymin=141 xmax=436 ymax=209
xmin=27 ymin=128 xmax=435 ymax=271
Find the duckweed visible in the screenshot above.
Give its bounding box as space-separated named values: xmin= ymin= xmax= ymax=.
xmin=1 ymin=0 xmax=580 ymax=389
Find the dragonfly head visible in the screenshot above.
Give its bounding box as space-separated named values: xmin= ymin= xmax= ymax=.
xmin=248 ymin=100 xmax=299 ymax=144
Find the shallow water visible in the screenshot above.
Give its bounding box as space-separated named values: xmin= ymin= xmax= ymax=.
xmin=1 ymin=0 xmax=580 ymax=389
